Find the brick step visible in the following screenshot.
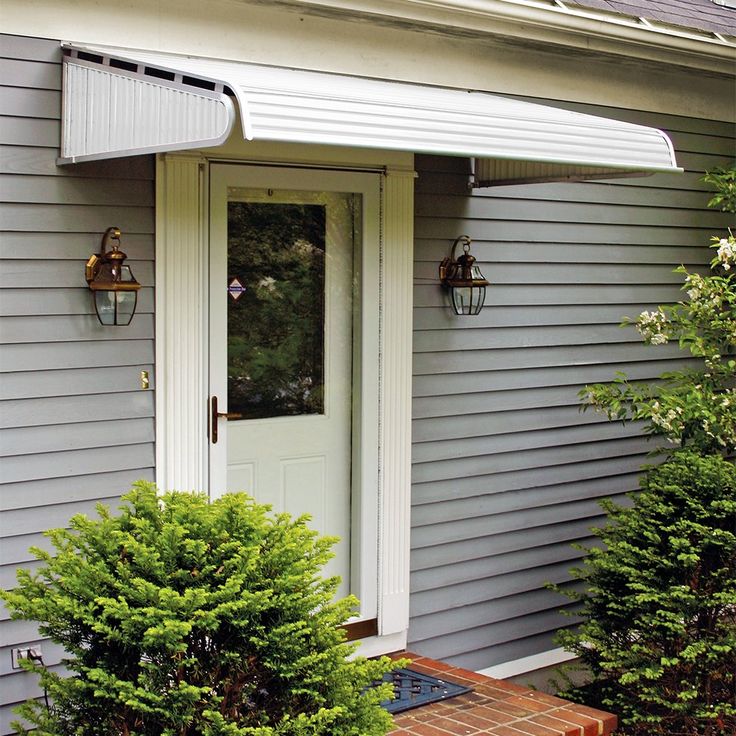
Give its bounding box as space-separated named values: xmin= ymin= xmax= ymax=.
xmin=387 ymin=652 xmax=616 ymax=736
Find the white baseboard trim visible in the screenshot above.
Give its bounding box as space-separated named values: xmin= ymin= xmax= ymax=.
xmin=476 ymin=647 xmax=577 ymax=680
xmin=353 ymin=630 xmax=408 ymax=659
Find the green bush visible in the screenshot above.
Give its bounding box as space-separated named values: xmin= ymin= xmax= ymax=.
xmin=556 ymin=452 xmax=736 ymax=735
xmin=1 ymin=483 xmax=397 ymax=735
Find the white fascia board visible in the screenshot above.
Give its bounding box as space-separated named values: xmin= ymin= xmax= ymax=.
xmin=263 ymin=0 xmax=736 ymax=72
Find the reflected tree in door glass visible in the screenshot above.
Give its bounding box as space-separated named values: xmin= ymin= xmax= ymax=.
xmin=227 ymin=201 xmax=326 ymax=419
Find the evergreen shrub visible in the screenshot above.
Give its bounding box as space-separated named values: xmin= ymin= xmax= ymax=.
xmin=556 ymin=452 xmax=736 ymax=735
xmin=1 ymin=483 xmax=397 ymax=736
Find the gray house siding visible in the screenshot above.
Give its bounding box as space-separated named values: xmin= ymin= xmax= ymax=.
xmin=409 ymin=108 xmax=735 ymax=670
xmin=0 ymin=34 xmax=155 ymax=731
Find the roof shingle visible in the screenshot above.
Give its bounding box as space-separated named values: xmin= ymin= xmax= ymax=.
xmin=567 ymin=0 xmax=736 ymax=36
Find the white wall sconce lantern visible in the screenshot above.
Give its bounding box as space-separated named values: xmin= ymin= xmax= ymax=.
xmin=439 ymin=235 xmax=489 ymax=316
xmin=85 ymin=227 xmax=141 ymax=325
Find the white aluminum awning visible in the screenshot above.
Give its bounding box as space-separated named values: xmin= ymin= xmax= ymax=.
xmin=60 ymin=44 xmax=681 ymax=184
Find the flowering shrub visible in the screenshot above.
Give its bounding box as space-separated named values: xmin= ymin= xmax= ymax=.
xmin=582 ymin=167 xmax=736 ymax=454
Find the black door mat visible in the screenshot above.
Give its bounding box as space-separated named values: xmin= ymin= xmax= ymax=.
xmin=380 ymin=667 xmax=473 ymax=714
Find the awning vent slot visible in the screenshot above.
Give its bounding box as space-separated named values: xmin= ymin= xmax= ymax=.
xmin=109 ymin=58 xmax=138 ymax=73
xmin=64 ymin=47 xmax=220 ymax=95
xmin=144 ymin=66 xmax=176 ymax=82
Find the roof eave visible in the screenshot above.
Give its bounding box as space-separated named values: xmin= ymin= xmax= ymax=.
xmin=258 ymin=0 xmax=736 ymax=74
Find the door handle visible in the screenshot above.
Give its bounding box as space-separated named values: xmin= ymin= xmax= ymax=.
xmin=210 ymin=396 xmax=243 ymax=444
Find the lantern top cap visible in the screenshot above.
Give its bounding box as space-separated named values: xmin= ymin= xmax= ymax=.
xmin=101 ymin=226 xmax=126 ymax=260
xmin=440 ymin=234 xmax=489 ymax=287
xmin=85 ymin=227 xmax=140 ymax=290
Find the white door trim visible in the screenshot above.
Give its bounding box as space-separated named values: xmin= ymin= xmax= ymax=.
xmin=377 ymin=169 xmax=415 ymax=639
xmin=155 ymin=153 xmax=209 ymax=493
xmin=155 ymin=151 xmax=414 ymax=653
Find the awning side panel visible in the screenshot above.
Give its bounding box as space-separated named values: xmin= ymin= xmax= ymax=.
xmin=60 ymin=56 xmax=235 ymax=164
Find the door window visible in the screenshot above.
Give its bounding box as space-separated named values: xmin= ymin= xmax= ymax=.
xmin=227 ymin=198 xmax=327 ymax=419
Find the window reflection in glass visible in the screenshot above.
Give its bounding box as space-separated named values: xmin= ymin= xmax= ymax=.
xmin=227 ymin=200 xmax=326 ymax=419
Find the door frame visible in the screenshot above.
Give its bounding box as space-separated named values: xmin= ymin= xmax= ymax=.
xmin=155 ymin=145 xmax=415 ymax=655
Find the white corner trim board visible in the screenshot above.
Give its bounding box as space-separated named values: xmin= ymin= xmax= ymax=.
xmin=379 ymin=169 xmax=415 ymax=636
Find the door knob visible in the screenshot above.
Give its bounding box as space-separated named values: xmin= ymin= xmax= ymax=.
xmin=210 ymin=396 xmax=243 ymax=444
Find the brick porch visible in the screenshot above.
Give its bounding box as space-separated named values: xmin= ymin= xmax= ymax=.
xmin=387 ymin=652 xmax=617 ymax=736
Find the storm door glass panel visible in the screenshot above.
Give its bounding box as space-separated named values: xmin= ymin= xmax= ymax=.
xmin=227 ymin=192 xmax=326 ymax=419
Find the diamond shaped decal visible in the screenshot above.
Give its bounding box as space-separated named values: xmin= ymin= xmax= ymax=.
xmin=227 ymin=277 xmax=246 ymax=301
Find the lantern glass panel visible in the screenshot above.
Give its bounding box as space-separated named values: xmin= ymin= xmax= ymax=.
xmin=116 ymin=291 xmax=138 ymax=326
xmin=451 ymin=286 xmax=471 ymax=315
xmin=470 ymin=284 xmax=486 ymax=315
xmin=451 ymin=284 xmax=485 ymax=316
xmin=94 ymin=290 xmax=117 ymax=325
xmin=119 ymin=264 xmax=136 ymax=283
xmin=471 ymin=264 xmax=487 ymax=281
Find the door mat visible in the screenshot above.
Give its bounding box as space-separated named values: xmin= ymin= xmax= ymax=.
xmin=380 ymin=667 xmax=473 ymax=714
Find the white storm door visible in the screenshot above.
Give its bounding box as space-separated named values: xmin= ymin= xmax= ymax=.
xmin=209 ymin=164 xmax=380 ymax=606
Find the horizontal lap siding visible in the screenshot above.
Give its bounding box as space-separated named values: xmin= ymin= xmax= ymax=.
xmin=0 ymin=35 xmax=155 ymax=732
xmin=409 ymin=107 xmax=735 ymax=671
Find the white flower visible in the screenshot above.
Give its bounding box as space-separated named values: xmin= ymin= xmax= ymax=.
xmin=714 ymin=235 xmax=736 ymax=270
xmin=258 ymin=276 xmax=277 ymax=292
xmin=637 ymin=309 xmax=669 ymax=344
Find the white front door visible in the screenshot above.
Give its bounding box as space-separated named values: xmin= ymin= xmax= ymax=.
xmin=208 ymin=164 xmax=380 ymax=606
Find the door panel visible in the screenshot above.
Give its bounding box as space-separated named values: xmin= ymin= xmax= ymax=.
xmin=209 ymin=165 xmax=374 ymax=603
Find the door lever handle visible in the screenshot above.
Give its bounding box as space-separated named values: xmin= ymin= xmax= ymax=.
xmin=218 ymin=411 xmax=244 ymax=420
xmin=210 ymin=396 xmax=243 ymax=444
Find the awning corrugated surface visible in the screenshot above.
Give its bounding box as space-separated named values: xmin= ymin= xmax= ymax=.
xmin=60 ymin=44 xmax=681 ymax=183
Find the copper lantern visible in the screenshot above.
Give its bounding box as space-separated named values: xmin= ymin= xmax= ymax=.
xmin=85 ymin=227 xmax=141 ymax=326
xmin=439 ymin=235 xmax=489 ymax=316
